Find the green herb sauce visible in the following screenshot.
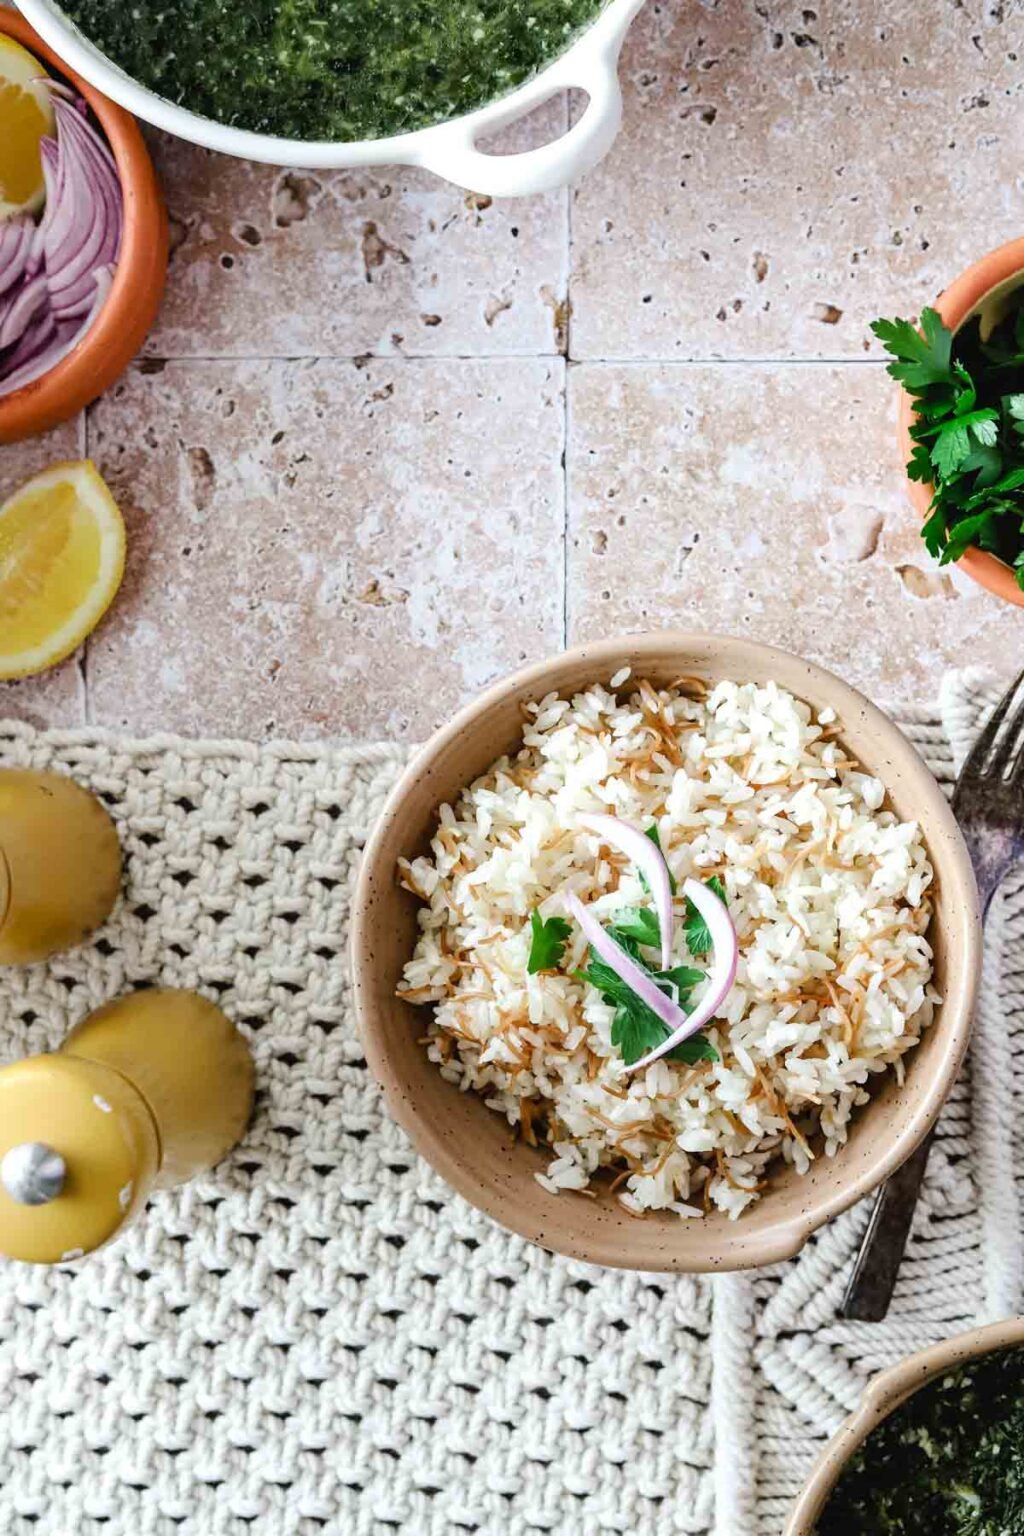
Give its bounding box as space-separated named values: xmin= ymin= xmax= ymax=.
xmin=60 ymin=0 xmax=608 ymax=142
xmin=817 ymin=1347 xmax=1024 ymax=1536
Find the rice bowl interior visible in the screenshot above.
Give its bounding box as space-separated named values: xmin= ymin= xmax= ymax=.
xmin=397 ymin=673 xmax=939 ymax=1222
xmin=353 ymin=632 xmax=979 ymax=1272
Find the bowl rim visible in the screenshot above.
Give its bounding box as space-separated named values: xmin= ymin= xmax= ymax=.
xmin=896 ymin=233 xmax=1024 ymax=609
xmin=0 ymin=9 xmax=167 ymax=441
xmin=783 ymin=1314 xmax=1024 ymax=1534
xmin=352 ymin=629 xmax=982 ymax=1272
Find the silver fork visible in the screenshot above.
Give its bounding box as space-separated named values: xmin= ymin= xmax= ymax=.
xmin=841 ymin=670 xmax=1024 ymax=1322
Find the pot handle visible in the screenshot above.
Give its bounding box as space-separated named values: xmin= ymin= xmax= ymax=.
xmin=412 ymin=2 xmax=641 ymax=197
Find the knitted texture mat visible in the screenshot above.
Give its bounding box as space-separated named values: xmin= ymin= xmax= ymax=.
xmin=0 ymin=668 xmax=1018 ymax=1536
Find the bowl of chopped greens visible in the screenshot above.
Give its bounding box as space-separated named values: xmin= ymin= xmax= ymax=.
xmin=785 ymin=1315 xmax=1024 ymax=1535
xmin=875 ymin=235 xmax=1024 ymax=608
xmin=16 ymin=0 xmax=646 ymax=198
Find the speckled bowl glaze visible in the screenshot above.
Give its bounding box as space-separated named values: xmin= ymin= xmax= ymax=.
xmin=784 ymin=1315 xmax=1024 ymax=1534
xmin=897 ymin=233 xmax=1024 ymax=609
xmin=0 ymin=10 xmax=167 ymax=446
xmin=352 ymin=631 xmax=981 ymax=1272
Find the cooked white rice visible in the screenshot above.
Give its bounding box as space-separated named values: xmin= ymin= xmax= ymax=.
xmin=398 ymin=674 xmax=937 ymax=1219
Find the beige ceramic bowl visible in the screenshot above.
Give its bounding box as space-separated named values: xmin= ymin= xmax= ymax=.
xmin=785 ymin=1315 xmax=1024 ymax=1533
xmin=352 ymin=631 xmax=981 ymax=1271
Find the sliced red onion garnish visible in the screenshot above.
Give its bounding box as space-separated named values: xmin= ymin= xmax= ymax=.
xmin=0 ymin=79 xmax=122 ymax=400
xmin=627 ymin=878 xmax=738 ymax=1073
xmin=577 ymin=812 xmax=674 ymax=971
xmin=565 ymin=892 xmax=692 ymax=1039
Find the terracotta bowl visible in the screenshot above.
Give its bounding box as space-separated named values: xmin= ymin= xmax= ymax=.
xmin=352 ymin=631 xmax=982 ymax=1272
xmin=0 ymin=10 xmax=167 ymax=445
xmin=784 ymin=1315 xmax=1024 ymax=1534
xmin=897 ymin=234 xmax=1024 ymax=609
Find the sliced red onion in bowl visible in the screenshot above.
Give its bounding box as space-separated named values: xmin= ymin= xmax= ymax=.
xmin=627 ymin=877 xmax=738 ymax=1073
xmin=0 ymin=218 xmax=36 ymax=299
xmin=0 ymin=76 xmax=122 ymax=400
xmin=577 ymin=812 xmax=675 ymax=971
xmin=0 ymin=271 xmax=48 ymax=350
xmin=0 ymin=265 xmax=113 ymax=398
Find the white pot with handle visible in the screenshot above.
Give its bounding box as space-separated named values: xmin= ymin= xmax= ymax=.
xmin=16 ymin=0 xmax=647 ymax=197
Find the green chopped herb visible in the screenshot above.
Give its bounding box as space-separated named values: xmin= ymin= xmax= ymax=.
xmin=60 ymin=0 xmax=609 ymax=143
xmin=526 ymin=910 xmax=571 ymax=974
xmin=577 ymin=931 xmax=716 ymax=1067
xmin=642 ymin=824 xmax=678 ymax=894
xmin=611 ymin=1006 xmax=718 ymax=1068
xmin=818 ymin=1346 xmax=1024 ymax=1535
xmin=607 ymin=907 xmax=662 ymax=948
xmin=872 ymin=301 xmax=1024 ymax=587
xmin=684 ymin=876 xmax=728 ymax=956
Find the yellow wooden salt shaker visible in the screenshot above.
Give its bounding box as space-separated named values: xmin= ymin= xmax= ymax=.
xmin=0 ymin=989 xmax=255 ymax=1264
xmin=0 ymin=768 xmax=122 ymax=964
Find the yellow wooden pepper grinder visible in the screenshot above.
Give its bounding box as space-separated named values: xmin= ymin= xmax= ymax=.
xmin=0 ymin=989 xmax=255 ymax=1264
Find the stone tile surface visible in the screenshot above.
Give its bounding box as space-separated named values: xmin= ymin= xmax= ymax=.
xmin=3 ymin=0 xmax=1023 ymax=741
xmin=567 ymin=361 xmax=1022 ymax=701
xmin=571 ymin=0 xmax=1024 ymax=359
xmin=0 ymin=418 xmax=87 ymax=728
xmin=146 ymin=100 xmax=570 ymax=361
xmin=84 ymin=358 xmax=565 ymax=739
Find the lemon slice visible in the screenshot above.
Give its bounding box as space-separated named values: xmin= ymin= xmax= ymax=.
xmin=0 ymin=35 xmax=55 ymax=220
xmin=0 ymin=460 xmax=126 ymax=678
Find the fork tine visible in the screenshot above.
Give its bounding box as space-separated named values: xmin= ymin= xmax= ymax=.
xmin=990 ymin=673 xmax=1024 ymax=781
xmin=961 ymin=670 xmax=1024 ymax=781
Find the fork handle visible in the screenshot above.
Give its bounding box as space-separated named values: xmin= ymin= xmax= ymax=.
xmin=839 ymin=1130 xmax=935 ymax=1321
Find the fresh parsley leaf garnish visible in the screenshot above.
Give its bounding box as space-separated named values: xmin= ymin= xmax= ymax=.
xmin=611 ymin=1006 xmax=717 ymax=1067
xmin=684 ymin=875 xmax=727 ymax=955
xmin=659 ymin=963 xmax=708 ymax=994
xmin=872 ymin=300 xmax=1024 ymax=576
xmin=607 ymin=906 xmax=661 ymax=948
xmin=666 ymin=1033 xmax=720 ymax=1065
xmin=577 ymin=930 xmax=717 ymax=1067
xmin=527 ymin=910 xmax=571 ymax=974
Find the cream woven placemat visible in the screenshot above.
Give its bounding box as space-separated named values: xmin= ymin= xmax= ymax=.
xmin=0 ymin=670 xmax=1017 ymax=1536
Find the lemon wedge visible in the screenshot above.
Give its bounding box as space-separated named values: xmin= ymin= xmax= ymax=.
xmin=0 ymin=34 xmax=55 ymax=220
xmin=0 ymin=460 xmax=126 ymax=678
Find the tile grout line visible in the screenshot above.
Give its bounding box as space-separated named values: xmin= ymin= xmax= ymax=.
xmin=136 ymin=351 xmax=889 ymax=368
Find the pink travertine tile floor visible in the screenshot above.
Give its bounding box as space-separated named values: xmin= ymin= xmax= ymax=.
xmin=1 ymin=0 xmax=1021 ymax=739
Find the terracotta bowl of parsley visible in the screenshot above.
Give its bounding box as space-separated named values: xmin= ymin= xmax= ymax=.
xmin=885 ymin=234 xmax=1024 ymax=608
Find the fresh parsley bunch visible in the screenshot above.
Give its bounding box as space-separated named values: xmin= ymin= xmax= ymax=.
xmin=872 ymin=302 xmax=1024 ymax=587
